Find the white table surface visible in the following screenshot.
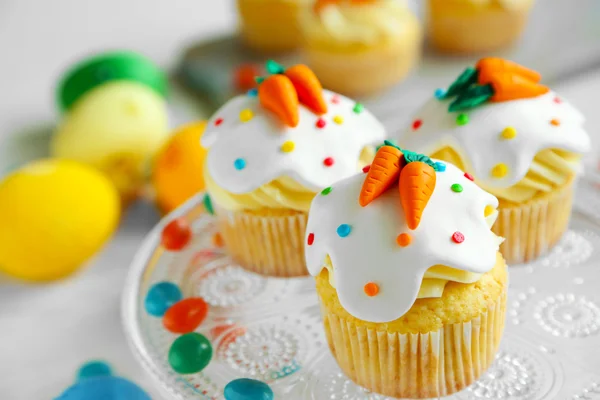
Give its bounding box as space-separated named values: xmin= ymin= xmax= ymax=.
xmin=2 ymin=1 xmax=600 ymax=399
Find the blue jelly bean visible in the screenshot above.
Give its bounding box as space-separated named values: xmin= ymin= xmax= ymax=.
xmin=144 ymin=282 xmax=182 ymax=317
xmin=77 ymin=360 xmax=112 ymax=381
xmin=56 ymin=376 xmax=151 ymax=400
xmin=224 ymin=378 xmax=274 ymax=400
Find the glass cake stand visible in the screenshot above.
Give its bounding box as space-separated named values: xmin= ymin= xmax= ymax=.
xmin=123 ymin=172 xmax=600 ymax=400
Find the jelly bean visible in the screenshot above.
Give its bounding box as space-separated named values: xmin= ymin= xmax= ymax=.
xmin=56 ymin=376 xmax=151 ymax=400
xmin=145 ymin=282 xmax=182 ymax=317
xmin=168 ymin=333 xmax=212 ymax=374
xmin=161 ymin=218 xmax=191 ymax=251
xmin=163 ymin=297 xmax=209 ymax=334
xmin=224 ymin=378 xmax=274 ymax=400
xmin=77 ymin=360 xmax=112 ymax=380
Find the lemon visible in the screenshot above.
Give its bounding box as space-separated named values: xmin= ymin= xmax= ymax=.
xmin=0 ymin=159 xmax=120 ymax=281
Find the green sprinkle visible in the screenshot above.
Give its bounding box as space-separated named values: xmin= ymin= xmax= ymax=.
xmin=203 ymin=194 xmax=215 ymax=215
xmin=255 ymin=76 xmax=265 ymax=84
xmin=321 ymin=187 xmax=332 ymax=195
xmin=353 ymin=103 xmax=364 ymax=114
xmin=451 ymin=184 xmax=463 ymax=193
xmin=456 ymin=114 xmax=469 ymax=126
xmin=265 ymin=60 xmax=285 ymax=74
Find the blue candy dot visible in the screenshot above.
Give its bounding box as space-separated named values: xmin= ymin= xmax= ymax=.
xmin=234 ymin=158 xmax=246 ymax=170
xmin=77 ymin=361 xmax=112 ymax=381
xmin=224 ymin=378 xmax=274 ymax=400
xmin=56 ymin=376 xmax=151 ymax=400
xmin=435 ymin=162 xmax=447 ymax=172
xmin=144 ymin=282 xmax=182 ymax=317
xmin=337 ymin=224 xmax=352 ymax=238
xmin=434 ymin=88 xmax=446 ymax=99
xmin=247 ymin=88 xmax=258 ymax=97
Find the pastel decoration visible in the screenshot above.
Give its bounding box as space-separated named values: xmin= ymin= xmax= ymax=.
xmin=399 ymin=161 xmax=436 ymax=230
xmin=258 ymin=75 xmax=299 ymax=127
xmin=359 ymin=145 xmax=405 ymax=207
xmin=284 ymin=64 xmax=328 ymax=115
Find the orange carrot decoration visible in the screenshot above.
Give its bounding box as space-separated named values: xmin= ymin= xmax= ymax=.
xmin=258 ymin=74 xmax=300 ymax=127
xmin=284 ymin=65 xmax=328 ymax=115
xmin=477 ymin=58 xmax=542 ymax=84
xmin=486 ymin=73 xmax=549 ymax=102
xmin=359 ymin=145 xmax=405 ymax=207
xmin=399 ymin=161 xmax=436 ymax=230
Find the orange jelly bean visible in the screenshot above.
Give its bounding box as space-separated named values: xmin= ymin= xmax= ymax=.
xmin=163 ymin=297 xmax=209 ymax=334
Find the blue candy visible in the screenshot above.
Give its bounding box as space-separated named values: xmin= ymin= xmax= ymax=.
xmin=145 ymin=281 xmax=182 ymax=317
xmin=77 ymin=360 xmax=112 ymax=380
xmin=224 ymin=378 xmax=274 ymax=400
xmin=55 ymin=376 xmax=151 ymax=400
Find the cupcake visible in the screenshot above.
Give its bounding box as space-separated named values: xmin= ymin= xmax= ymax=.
xmin=237 ymin=0 xmax=308 ymax=53
xmin=300 ymin=0 xmax=421 ymax=96
xmin=397 ymin=58 xmax=590 ymax=264
xmin=202 ymin=62 xmax=385 ymax=277
xmin=427 ymin=0 xmax=535 ymax=54
xmin=306 ymin=144 xmax=507 ymax=398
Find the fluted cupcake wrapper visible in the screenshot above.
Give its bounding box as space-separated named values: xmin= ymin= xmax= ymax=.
xmin=215 ymin=206 xmax=309 ymax=277
xmin=319 ymin=289 xmax=506 ymax=398
xmin=494 ymin=179 xmax=574 ymax=265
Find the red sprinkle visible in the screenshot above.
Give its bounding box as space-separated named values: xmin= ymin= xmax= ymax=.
xmin=412 ymin=119 xmax=423 ymax=131
xmin=316 ymin=118 xmax=326 ymax=129
xmin=452 ymin=231 xmax=465 ymax=244
xmin=464 ymin=172 xmax=474 ymax=181
xmin=323 ymin=157 xmax=334 ymax=167
xmin=214 ymin=118 xmax=224 ymax=126
xmin=307 ymin=233 xmax=315 ymax=245
xmin=331 ymin=95 xmax=340 ymax=104
xmin=554 ymin=97 xmax=562 ymax=104
xmin=362 ymin=165 xmax=371 ymax=173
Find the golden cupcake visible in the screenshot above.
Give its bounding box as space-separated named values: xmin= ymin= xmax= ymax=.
xmin=202 ymin=61 xmax=385 ymax=277
xmin=427 ymin=0 xmax=535 ymax=54
xmin=306 ymin=144 xmax=507 ymax=398
xmin=397 ymin=58 xmax=590 ymax=264
xmin=237 ymin=0 xmax=308 ymax=52
xmin=300 ymin=0 xmax=421 ymax=96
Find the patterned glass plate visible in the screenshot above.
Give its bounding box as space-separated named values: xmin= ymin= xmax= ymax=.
xmin=123 ymin=177 xmax=600 ymax=400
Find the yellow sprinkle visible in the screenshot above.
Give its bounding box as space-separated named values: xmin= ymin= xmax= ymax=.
xmin=333 ymin=115 xmax=344 ymax=125
xmin=484 ymin=205 xmax=495 ymax=217
xmin=491 ymin=163 xmax=509 ymax=178
xmin=281 ymin=141 xmax=295 ymax=153
xmin=501 ymin=127 xmax=517 ymax=140
xmin=239 ymin=109 xmax=253 ymax=122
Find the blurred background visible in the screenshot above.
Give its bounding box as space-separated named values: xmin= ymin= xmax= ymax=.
xmin=1 ymin=0 xmax=600 ymax=398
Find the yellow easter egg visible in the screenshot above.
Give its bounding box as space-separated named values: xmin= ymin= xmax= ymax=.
xmin=51 ymin=81 xmax=169 ymax=204
xmin=152 ymin=121 xmax=207 ymax=214
xmin=0 ymin=159 xmax=120 ymax=281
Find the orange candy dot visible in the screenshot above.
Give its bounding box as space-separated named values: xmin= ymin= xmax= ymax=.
xmin=364 ymin=282 xmax=379 ymax=297
xmin=396 ymin=233 xmax=412 ymax=247
xmin=550 ymin=119 xmax=560 ymax=126
xmin=212 ymin=233 xmax=225 ymax=248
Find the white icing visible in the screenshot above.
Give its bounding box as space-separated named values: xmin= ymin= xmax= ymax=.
xmin=203 ymin=90 xmax=385 ymax=194
xmin=305 ymin=160 xmax=503 ymax=323
xmin=397 ymin=92 xmax=590 ymax=189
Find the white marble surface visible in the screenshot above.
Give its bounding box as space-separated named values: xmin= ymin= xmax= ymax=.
xmin=1 ymin=1 xmax=600 ymax=399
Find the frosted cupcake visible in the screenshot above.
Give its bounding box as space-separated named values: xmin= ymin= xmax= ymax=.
xmin=300 ymin=0 xmax=421 ymax=96
xmin=306 ymin=144 xmax=507 ymax=398
xmin=237 ymin=0 xmax=308 ymax=53
xmin=397 ymin=58 xmax=590 ymax=264
xmin=202 ymin=62 xmax=385 ymax=277
xmin=427 ymin=0 xmax=535 ymax=54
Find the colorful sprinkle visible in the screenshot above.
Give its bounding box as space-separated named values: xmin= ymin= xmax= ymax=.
xmin=203 ymin=194 xmax=215 ymax=215
xmin=281 ymin=141 xmax=295 ymax=153
xmin=550 ymin=118 xmax=560 ymax=126
xmin=452 ymin=232 xmax=465 ymax=244
xmin=316 ymin=118 xmax=326 ymax=129
xmin=396 ymin=233 xmax=412 ymax=247
xmin=412 ymin=119 xmax=423 ymax=131
xmin=307 ymin=233 xmax=315 ymax=245
xmin=456 ymin=113 xmax=469 ymax=126
xmin=331 ymin=95 xmax=340 ymax=104
xmin=333 ymin=115 xmax=344 ymax=125
xmin=214 ymin=118 xmax=223 ymax=126
xmin=553 ymin=97 xmax=562 ymax=104
xmin=435 ymin=162 xmax=446 ymax=172
xmin=247 ymin=88 xmax=258 ymax=97
xmin=491 ymin=163 xmax=508 ymax=178
xmin=364 ymin=282 xmax=379 ymax=297
xmin=234 ymin=158 xmax=246 ymax=170
xmin=484 ymin=205 xmax=496 ymax=217
xmin=362 ymin=165 xmax=371 ymax=173
xmin=353 ymin=103 xmax=364 ymax=114
xmin=451 ymin=183 xmax=463 ymax=193
xmin=212 ymin=233 xmax=224 ymax=248
xmin=337 ymin=224 xmax=351 ymax=237
xmin=501 ymin=126 xmax=517 ymax=140
xmin=434 ymin=88 xmax=446 ymax=99
xmin=321 ymin=187 xmax=332 ymax=195
xmin=464 ymin=172 xmax=474 ymax=181
xmin=239 ymin=109 xmax=253 ymax=122
xmin=323 ymin=157 xmax=334 ymax=167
